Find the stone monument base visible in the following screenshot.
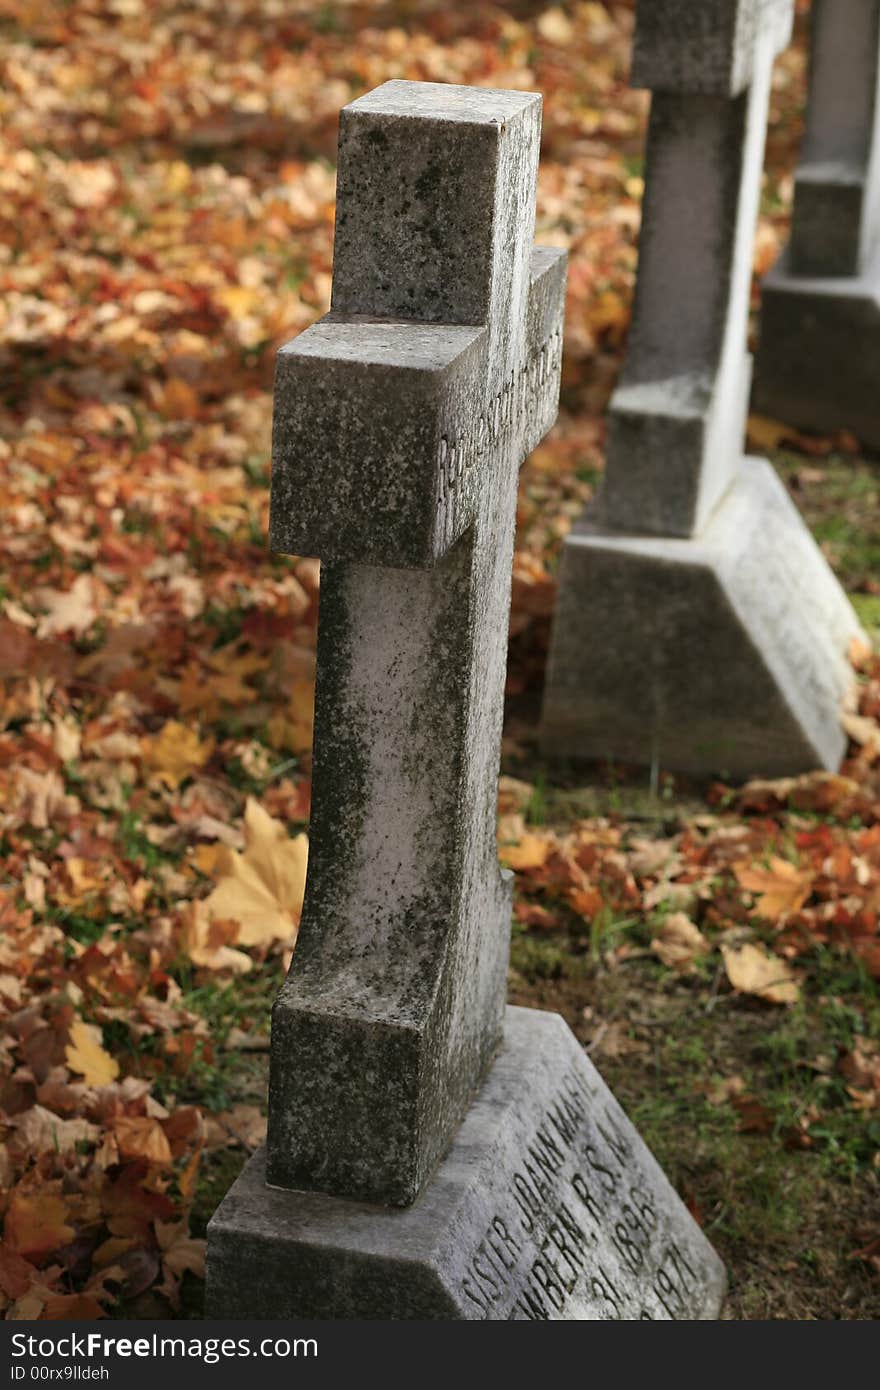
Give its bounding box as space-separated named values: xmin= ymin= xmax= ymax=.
xmin=206 ymin=1006 xmax=725 ymax=1319
xmin=754 ymin=248 xmax=880 ymax=450
xmin=540 ymin=457 xmax=863 ymax=780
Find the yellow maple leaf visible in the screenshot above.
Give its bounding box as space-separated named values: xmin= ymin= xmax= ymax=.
xmin=66 ymin=1019 xmax=120 ymax=1086
xmin=180 ymin=900 xmax=253 ymax=973
xmin=734 ymin=855 xmax=813 ymax=922
xmin=142 ymin=721 xmax=214 ymax=789
xmin=721 ymin=943 xmax=800 ymax=1006
xmin=203 ymin=798 xmax=308 ymax=946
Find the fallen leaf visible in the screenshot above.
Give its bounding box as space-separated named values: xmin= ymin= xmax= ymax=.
xmin=35 ymin=575 xmax=97 ymax=638
xmin=112 ymin=1116 xmax=172 ymax=1165
xmin=202 ymin=798 xmax=308 ymax=946
xmin=4 ymin=1193 xmax=75 ymax=1262
xmin=650 ymin=912 xmax=709 ymax=972
xmin=721 ymin=942 xmax=800 ymax=1005
xmin=499 ymin=831 xmax=553 ymax=871
xmin=734 ymin=856 xmax=813 ymax=921
xmin=11 ymin=1106 xmax=99 ymax=1155
xmin=65 ymin=1019 xmax=120 ymax=1086
xmin=142 ymin=721 xmax=214 ymax=789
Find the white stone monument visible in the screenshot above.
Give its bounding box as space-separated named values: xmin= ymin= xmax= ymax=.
xmin=541 ymin=0 xmax=865 ymax=780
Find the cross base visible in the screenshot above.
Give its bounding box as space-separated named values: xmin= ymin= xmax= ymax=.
xmin=205 ymin=1007 xmax=725 ymax=1320
xmin=754 ymin=248 xmax=880 ymax=449
xmin=541 ymin=457 xmax=864 ymax=780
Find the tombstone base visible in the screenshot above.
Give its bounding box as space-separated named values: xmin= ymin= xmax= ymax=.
xmin=754 ymin=248 xmax=880 ymax=449
xmin=206 ymin=1006 xmax=725 ymax=1320
xmin=540 ymin=457 xmax=862 ymax=780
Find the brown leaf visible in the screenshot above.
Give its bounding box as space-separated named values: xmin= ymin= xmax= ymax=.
xmin=4 ymin=1192 xmax=75 ymax=1262
xmin=650 ymin=912 xmax=709 ymax=972
xmin=112 ymin=1116 xmax=173 ymax=1165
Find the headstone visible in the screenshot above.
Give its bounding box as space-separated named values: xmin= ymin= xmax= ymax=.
xmin=541 ymin=0 xmax=865 ymax=781
xmin=206 ymin=79 xmax=726 ymax=1319
xmin=754 ymin=0 xmax=880 ymax=446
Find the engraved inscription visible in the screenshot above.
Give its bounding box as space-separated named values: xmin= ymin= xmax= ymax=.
xmin=436 ymin=326 xmax=563 ymax=504
xmin=456 ymin=1063 xmax=708 ymax=1320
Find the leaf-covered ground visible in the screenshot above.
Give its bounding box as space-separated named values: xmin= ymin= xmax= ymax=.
xmin=0 ymin=0 xmax=877 ymax=1320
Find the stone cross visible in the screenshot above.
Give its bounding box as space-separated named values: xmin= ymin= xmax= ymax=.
xmin=601 ymin=0 xmax=794 ymax=539
xmin=540 ymin=0 xmax=864 ymax=781
xmin=789 ymin=0 xmax=880 ymax=278
xmin=207 ymin=80 xmax=728 ymax=1320
xmin=266 ymin=79 xmax=566 ymax=1207
xmin=754 ymin=1 xmax=880 ymax=447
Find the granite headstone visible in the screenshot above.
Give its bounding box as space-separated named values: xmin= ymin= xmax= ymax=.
xmin=541 ymin=0 xmax=865 ymax=780
xmin=754 ymin=0 xmax=880 ymax=447
xmin=206 ymin=79 xmax=726 ymax=1319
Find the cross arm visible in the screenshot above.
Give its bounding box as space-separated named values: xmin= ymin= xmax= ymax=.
xmin=631 ymin=0 xmax=793 ymax=97
xmin=269 ymin=246 xmax=566 ymax=570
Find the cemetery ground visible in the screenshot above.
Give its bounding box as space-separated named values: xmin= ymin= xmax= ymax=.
xmin=0 ymin=0 xmax=878 ymax=1322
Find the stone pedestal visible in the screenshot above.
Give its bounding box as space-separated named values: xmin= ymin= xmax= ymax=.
xmin=541 ymin=458 xmax=863 ymax=780
xmin=754 ymin=249 xmax=880 ymax=448
xmin=207 ymin=1007 xmax=726 ymax=1321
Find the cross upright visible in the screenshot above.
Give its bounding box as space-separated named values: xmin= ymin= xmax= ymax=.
xmin=600 ymin=0 xmax=794 ymax=540
xmin=788 ymin=0 xmax=880 ymax=279
xmin=267 ymin=80 xmax=566 ymax=1207
xmin=754 ymin=1 xmax=880 ymax=445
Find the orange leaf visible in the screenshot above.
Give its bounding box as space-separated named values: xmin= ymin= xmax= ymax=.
xmin=500 ymin=832 xmax=553 ymax=872
xmin=112 ymin=1116 xmax=173 ymax=1166
xmin=42 ymin=1294 xmax=107 ymax=1321
xmin=4 ymin=1192 xmax=74 ymax=1261
xmin=734 ymin=856 xmax=813 ymax=922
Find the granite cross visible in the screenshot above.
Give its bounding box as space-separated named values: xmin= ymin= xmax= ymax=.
xmin=266 ymin=79 xmax=566 ymax=1207
xmin=600 ymin=0 xmax=794 ymax=539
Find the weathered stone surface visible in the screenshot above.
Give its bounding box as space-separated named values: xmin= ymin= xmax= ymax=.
xmin=207 ymin=1007 xmax=727 ymax=1320
xmin=542 ymin=0 xmax=864 ymax=779
xmin=265 ymin=81 xmax=566 ymax=1207
xmin=631 ymin=0 xmax=792 ymax=99
xmin=542 ymin=458 xmax=862 ymax=779
xmin=755 ymin=252 xmax=880 ymax=448
xmin=754 ymin=1 xmax=880 ymax=441
xmin=603 ymin=1 xmax=793 ymax=539
xmin=789 ymin=0 xmax=880 ymax=278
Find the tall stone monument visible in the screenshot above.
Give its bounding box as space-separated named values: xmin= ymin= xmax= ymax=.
xmin=754 ymin=0 xmax=880 ymax=447
xmin=206 ymin=79 xmax=726 ymax=1319
xmin=541 ymin=0 xmax=865 ymax=781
